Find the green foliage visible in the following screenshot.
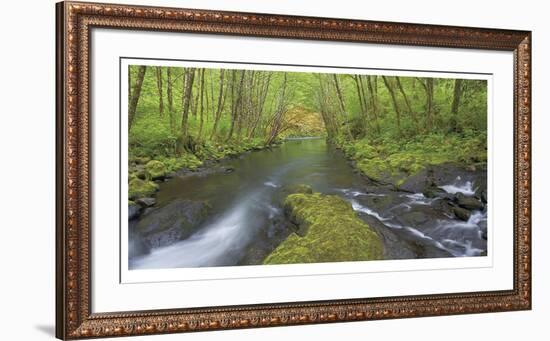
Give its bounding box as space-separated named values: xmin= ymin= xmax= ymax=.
xmin=128 ymin=65 xmax=487 ymax=190
xmin=264 ymin=192 xmax=383 ymax=264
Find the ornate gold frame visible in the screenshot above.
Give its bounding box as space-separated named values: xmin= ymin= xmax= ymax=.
xmin=56 ymin=1 xmax=532 ymax=339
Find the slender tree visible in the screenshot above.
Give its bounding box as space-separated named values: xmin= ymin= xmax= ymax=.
xmin=128 ymin=65 xmax=147 ymax=131
xmin=332 ymin=74 xmax=353 ymax=139
xmin=166 ymin=68 xmax=175 ymax=133
xmin=155 ymin=67 xmax=164 ymax=117
xmin=198 ymin=68 xmax=206 ymax=140
xmin=366 ymin=75 xmax=381 ymax=135
xmin=227 ymin=70 xmax=246 ymax=141
xmin=450 ymin=78 xmax=463 ymax=132
xmin=179 ymin=67 xmax=195 ymax=152
xmin=210 ymin=69 xmax=226 ymax=139
xmin=382 ymin=76 xmax=402 ymax=137
xmin=266 ymin=73 xmax=289 ymax=145
xmin=395 ymin=77 xmax=419 ymax=134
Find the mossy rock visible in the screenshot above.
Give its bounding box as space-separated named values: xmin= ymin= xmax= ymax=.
xmin=264 ymin=193 xmax=383 ymax=265
xmin=283 ymin=184 xmax=313 ymax=195
xmin=145 ymin=160 xmax=167 ymax=180
xmin=128 ymin=178 xmax=159 ymax=200
xmin=131 ymin=156 xmax=151 ymax=165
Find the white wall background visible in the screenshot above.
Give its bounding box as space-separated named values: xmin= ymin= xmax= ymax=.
xmin=0 ymin=0 xmax=546 ymax=340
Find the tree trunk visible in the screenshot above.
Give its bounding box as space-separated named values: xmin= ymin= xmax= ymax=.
xmin=210 ymin=69 xmax=226 ymax=139
xmin=248 ymin=73 xmax=272 ymax=138
xmin=227 ymin=70 xmax=245 ymax=141
xmin=417 ymin=77 xmax=434 ymax=132
xmin=426 ymin=78 xmax=434 ymax=132
xmin=450 ymin=78 xmax=463 ymax=132
xmin=382 ymin=76 xmax=402 ymax=137
xmin=198 ymin=68 xmax=206 ymax=140
xmin=166 ymin=68 xmax=174 ymax=132
xmin=128 ymin=65 xmax=146 ymax=131
xmin=266 ymin=73 xmax=288 ymax=145
xmin=179 ymin=67 xmax=195 ymax=152
xmin=366 ymin=75 xmax=381 ymax=135
xmin=155 ymin=67 xmax=164 ymax=117
xmin=395 ymin=77 xmax=419 ymax=134
xmin=332 ymin=74 xmax=353 ymax=139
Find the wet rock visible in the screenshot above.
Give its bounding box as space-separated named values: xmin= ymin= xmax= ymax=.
xmin=398 ymin=168 xmax=432 ymax=193
xmin=397 ymin=211 xmax=431 ymax=226
xmin=362 ymin=194 xmax=395 ymax=212
xmin=452 ymin=206 xmax=471 ymax=221
xmin=423 ymin=186 xmax=447 ymax=199
xmin=128 ymin=234 xmax=150 ymax=258
xmin=128 ymin=201 xmax=141 ymax=220
xmin=455 ymin=193 xmax=484 ymax=210
xmin=142 ymin=207 xmax=156 ymax=216
xmin=283 ymin=184 xmax=313 ymax=195
xmin=476 ymin=189 xmax=488 ymax=204
xmin=224 ymin=166 xmax=235 ymax=173
xmin=479 ymin=219 xmax=488 ymax=240
xmin=134 ymin=199 xmax=211 ymax=248
xmin=136 ymin=197 xmax=156 ymax=207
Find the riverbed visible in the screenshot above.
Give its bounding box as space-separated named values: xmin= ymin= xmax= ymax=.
xmin=129 ymin=138 xmax=487 ymax=269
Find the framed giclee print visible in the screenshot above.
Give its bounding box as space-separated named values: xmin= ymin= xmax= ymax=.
xmin=56 ymin=1 xmax=532 ymax=339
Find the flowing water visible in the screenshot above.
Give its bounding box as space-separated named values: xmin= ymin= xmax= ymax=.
xmin=130 ymin=138 xmax=487 ymax=269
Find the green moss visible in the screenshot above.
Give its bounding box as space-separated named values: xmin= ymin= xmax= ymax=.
xmin=284 ymin=184 xmax=313 ymax=194
xmin=338 ymin=133 xmax=487 ymax=186
xmin=263 ymin=193 xmax=383 ymax=265
xmin=144 ymin=160 xmax=167 ymax=180
xmin=128 ymin=178 xmax=159 ymax=200
xmin=159 ymin=154 xmax=203 ymax=173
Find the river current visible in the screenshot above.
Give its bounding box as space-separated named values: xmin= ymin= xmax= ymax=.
xmin=130 ymin=138 xmax=487 ymax=269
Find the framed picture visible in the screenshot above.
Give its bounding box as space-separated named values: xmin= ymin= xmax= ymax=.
xmin=56 ymin=1 xmax=531 ymax=339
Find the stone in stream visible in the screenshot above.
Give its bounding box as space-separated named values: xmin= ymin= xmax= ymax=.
xmin=136 ymin=197 xmax=156 ymax=207
xmin=455 ymin=193 xmax=484 ymax=211
xmin=422 ymin=185 xmax=448 ymax=199
xmin=282 ymin=184 xmax=313 ymax=195
xmin=476 ymin=188 xmax=488 ymax=204
xmin=128 ymin=201 xmax=141 ymax=220
xmin=479 ymin=219 xmax=488 ymax=240
xmin=452 ymin=206 xmax=471 ymax=221
xmin=133 ymin=199 xmax=211 ymax=249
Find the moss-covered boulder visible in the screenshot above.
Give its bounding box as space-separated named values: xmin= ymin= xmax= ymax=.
xmin=128 ymin=178 xmax=159 ymax=200
xmin=145 ymin=160 xmax=167 ymax=180
xmin=283 ymin=184 xmax=313 ymax=195
xmin=263 ymin=193 xmax=383 ymax=265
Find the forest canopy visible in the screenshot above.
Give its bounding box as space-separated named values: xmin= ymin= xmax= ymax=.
xmin=128 ymin=64 xmax=487 ymax=184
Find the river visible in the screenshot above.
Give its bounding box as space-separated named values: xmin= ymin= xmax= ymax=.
xmin=129 ymin=138 xmax=487 ymax=269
